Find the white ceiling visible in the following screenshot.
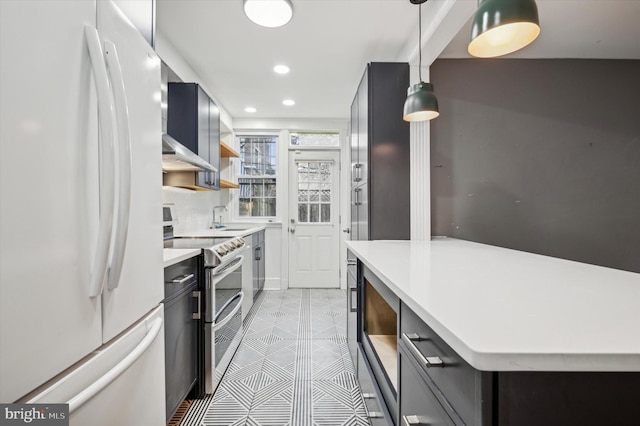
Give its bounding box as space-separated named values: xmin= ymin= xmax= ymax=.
xmin=156 ymin=0 xmax=421 ymax=120
xmin=156 ymin=0 xmax=640 ymax=121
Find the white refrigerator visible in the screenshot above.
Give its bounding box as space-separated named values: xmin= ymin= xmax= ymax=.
xmin=0 ymin=1 xmax=165 ymax=424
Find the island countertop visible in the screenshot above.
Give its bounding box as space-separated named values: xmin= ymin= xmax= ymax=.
xmin=346 ymin=237 xmax=640 ymax=372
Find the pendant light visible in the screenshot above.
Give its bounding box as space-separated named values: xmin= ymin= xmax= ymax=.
xmin=403 ymin=0 xmax=439 ymax=122
xmin=468 ymin=0 xmax=540 ymax=58
xmin=243 ymin=0 xmax=293 ymax=28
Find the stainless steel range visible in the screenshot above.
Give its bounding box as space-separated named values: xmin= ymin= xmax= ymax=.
xmin=163 ymin=208 xmax=248 ymax=394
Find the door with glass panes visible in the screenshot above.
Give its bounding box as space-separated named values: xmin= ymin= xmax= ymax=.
xmin=288 ymin=150 xmax=340 ymax=288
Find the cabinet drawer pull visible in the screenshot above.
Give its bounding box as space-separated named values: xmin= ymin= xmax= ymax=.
xmin=192 ymin=291 xmax=201 ymax=320
xmin=402 ymin=333 xmax=445 ymax=368
xmin=403 ymin=415 xmax=431 ymax=426
xmin=367 ymin=411 xmax=384 ymax=419
xmin=349 ymin=287 xmax=357 ymax=312
xmin=362 ymin=393 xmax=375 ymax=399
xmin=169 ymin=273 xmax=195 ymax=284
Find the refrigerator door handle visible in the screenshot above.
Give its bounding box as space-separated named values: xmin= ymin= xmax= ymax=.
xmin=103 ymin=39 xmax=133 ymax=291
xmin=85 ymin=25 xmax=116 ymax=298
xmin=67 ymin=316 xmax=163 ymax=413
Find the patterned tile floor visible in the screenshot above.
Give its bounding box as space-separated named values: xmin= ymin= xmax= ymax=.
xmin=182 ymin=289 xmax=369 ymax=426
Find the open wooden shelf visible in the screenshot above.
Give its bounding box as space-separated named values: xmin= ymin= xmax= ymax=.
xmin=220 ymin=141 xmax=239 ymax=158
xmin=369 ymin=334 xmax=398 ymax=391
xmin=220 ymin=179 xmax=239 ymax=189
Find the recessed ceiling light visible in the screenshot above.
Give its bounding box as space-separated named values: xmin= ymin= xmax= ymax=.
xmin=245 ymin=107 xmax=257 ymax=113
xmin=282 ymin=99 xmax=295 ymax=106
xmin=274 ymin=65 xmax=290 ymax=74
xmin=243 ymin=0 xmax=293 ymax=28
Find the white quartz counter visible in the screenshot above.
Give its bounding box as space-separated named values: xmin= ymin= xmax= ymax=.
xmin=346 ymin=238 xmax=640 ymax=372
xmin=163 ymin=248 xmax=201 ymax=268
xmin=175 ymin=225 xmax=266 ymax=240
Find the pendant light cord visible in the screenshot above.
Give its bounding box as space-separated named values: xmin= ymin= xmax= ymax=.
xmin=419 ymin=3 xmax=422 ymax=82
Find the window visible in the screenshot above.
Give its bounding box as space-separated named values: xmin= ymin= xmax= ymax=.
xmin=290 ymin=132 xmax=340 ymax=147
xmin=238 ymin=135 xmax=277 ymax=218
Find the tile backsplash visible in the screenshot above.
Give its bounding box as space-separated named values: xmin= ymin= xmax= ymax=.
xmin=163 ymin=186 xmax=229 ymax=233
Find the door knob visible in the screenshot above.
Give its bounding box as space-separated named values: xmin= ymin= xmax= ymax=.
xmin=342 ymin=228 xmax=350 ymax=234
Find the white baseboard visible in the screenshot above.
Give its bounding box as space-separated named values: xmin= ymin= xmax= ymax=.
xmin=264 ymin=277 xmax=282 ymax=291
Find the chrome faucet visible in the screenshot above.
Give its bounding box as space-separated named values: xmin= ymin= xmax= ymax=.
xmin=211 ymin=205 xmax=228 ymax=229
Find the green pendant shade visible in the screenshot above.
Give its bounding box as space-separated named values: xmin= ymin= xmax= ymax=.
xmin=468 ymin=0 xmax=540 ymax=58
xmin=403 ymin=82 xmax=439 ymax=122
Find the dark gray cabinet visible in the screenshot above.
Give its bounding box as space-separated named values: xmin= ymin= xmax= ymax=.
xmin=167 ymin=82 xmax=220 ymax=190
xmin=400 ymin=303 xmax=483 ymax=426
xmin=398 ymin=344 xmax=455 ymax=426
xmin=252 ymin=230 xmax=265 ymax=300
xmin=163 ymin=255 xmax=203 ymax=422
xmin=349 ymin=62 xmax=410 ymax=241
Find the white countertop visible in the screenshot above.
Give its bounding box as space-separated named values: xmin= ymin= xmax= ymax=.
xmin=163 ymin=248 xmax=201 ymax=268
xmin=164 ymin=226 xmax=264 ymax=267
xmin=346 ymin=238 xmax=640 ymax=372
xmin=175 ymin=225 xmax=265 ymax=239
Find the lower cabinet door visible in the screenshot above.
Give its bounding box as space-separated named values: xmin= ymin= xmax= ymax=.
xmin=358 ymin=347 xmax=393 ymax=426
xmin=399 ymin=345 xmax=456 ymax=426
xmin=164 ymin=283 xmax=198 ymax=421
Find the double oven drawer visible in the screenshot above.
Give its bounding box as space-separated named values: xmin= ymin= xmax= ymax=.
xmin=400 ymin=302 xmax=480 ymax=425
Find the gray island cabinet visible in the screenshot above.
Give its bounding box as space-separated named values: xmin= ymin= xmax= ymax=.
xmin=346 ymin=238 xmax=640 ymax=426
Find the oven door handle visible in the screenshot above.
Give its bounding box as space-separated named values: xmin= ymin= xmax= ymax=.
xmin=210 ymin=255 xmax=244 ymax=286
xmin=213 ymin=292 xmax=244 ymax=331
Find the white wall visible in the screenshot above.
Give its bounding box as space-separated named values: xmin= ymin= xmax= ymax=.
xmin=155 ymin=31 xmax=234 ymax=131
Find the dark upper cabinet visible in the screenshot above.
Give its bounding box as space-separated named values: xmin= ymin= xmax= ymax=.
xmin=349 ymin=63 xmax=410 ymax=241
xmin=168 ymin=83 xmax=220 ymax=190
xmin=208 ymin=99 xmax=220 ymax=189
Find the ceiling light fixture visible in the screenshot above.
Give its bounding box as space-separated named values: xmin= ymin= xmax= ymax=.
xmin=403 ymin=0 xmax=439 ymax=122
xmin=468 ymin=0 xmax=541 ymax=58
xmin=243 ymin=0 xmax=293 ymax=28
xmin=282 ymin=99 xmax=295 ymax=106
xmin=245 ymin=107 xmax=257 ymax=113
xmin=274 ymin=64 xmax=290 ymax=74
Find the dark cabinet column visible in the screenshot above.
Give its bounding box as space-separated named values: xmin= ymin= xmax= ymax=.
xmin=348 ymin=63 xmax=410 ymax=242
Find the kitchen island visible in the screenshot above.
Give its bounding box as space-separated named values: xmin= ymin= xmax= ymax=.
xmin=346 ymin=237 xmax=640 ymax=425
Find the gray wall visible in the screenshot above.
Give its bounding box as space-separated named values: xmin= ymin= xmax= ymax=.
xmin=431 ymin=59 xmax=640 ymax=273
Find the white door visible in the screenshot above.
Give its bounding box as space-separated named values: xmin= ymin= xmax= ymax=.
xmin=0 ymin=1 xmax=103 ymax=402
xmin=288 ymin=151 xmax=341 ymax=288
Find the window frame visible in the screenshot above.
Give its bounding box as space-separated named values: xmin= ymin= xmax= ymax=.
xmin=235 ymin=133 xmax=280 ymax=221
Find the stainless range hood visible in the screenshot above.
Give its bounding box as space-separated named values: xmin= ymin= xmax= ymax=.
xmin=162 ymin=133 xmax=218 ymax=173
